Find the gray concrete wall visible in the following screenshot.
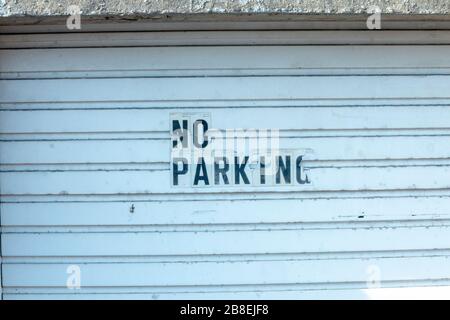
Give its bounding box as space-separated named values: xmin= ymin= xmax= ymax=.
xmin=1 ymin=0 xmax=450 ymax=18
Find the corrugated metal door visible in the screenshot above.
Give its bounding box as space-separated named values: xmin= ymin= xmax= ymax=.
xmin=2 ymin=30 xmax=450 ymax=299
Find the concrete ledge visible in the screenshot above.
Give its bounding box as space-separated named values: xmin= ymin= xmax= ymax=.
xmin=5 ymin=14 xmax=450 ymax=32
xmin=1 ymin=0 xmax=450 ymax=18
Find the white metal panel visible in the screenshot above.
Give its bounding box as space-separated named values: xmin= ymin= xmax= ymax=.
xmin=2 ymin=165 xmax=450 ymax=194
xmin=3 ymin=106 xmax=450 ymax=133
xmin=2 ymin=31 xmax=450 ymax=299
xmin=3 ymin=46 xmax=450 ymax=78
xmin=5 ymin=285 xmax=450 ymax=300
xmin=3 ymin=136 xmax=450 ymax=164
xmin=3 ymin=76 xmax=450 ymax=103
xmin=4 ymin=256 xmax=450 ymax=287
xmin=4 ymin=31 xmax=450 ymax=48
xmin=2 ymin=197 xmax=450 ymax=226
xmin=4 ymin=225 xmax=450 ymax=256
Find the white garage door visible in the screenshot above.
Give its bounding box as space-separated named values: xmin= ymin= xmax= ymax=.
xmin=2 ymin=30 xmax=450 ymax=299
